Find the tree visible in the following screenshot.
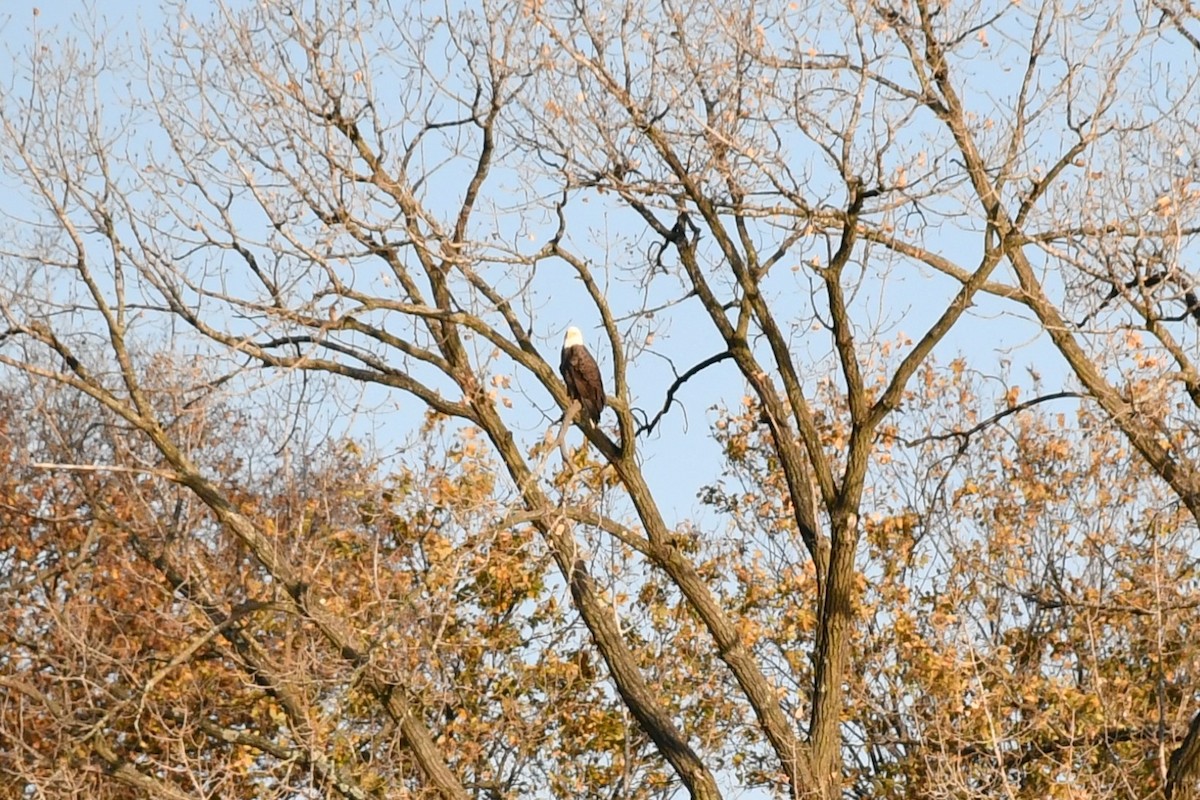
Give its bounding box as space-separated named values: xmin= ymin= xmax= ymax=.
xmin=1 ymin=1 xmax=1199 ymax=798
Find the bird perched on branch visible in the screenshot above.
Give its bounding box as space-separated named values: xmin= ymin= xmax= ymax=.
xmin=560 ymin=326 xmax=605 ymax=424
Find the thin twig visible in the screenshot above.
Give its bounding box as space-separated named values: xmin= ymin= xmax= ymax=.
xmin=636 ymin=351 xmax=733 ymax=436
xmin=32 ymin=462 xmax=179 ymax=480
xmin=903 ymin=391 xmax=1085 ymax=448
xmin=558 ymin=399 xmax=580 ymax=462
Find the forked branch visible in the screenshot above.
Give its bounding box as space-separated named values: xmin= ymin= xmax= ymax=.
xmin=636 ymin=351 xmax=733 ymax=437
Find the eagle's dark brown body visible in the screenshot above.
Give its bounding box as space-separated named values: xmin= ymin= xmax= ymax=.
xmin=560 ymin=327 xmax=605 ymax=423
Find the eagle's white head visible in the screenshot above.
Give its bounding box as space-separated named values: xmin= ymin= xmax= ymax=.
xmin=563 ymin=326 xmax=584 ymax=349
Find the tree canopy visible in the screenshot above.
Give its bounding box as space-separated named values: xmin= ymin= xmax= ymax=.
xmin=2 ymin=1 xmax=1200 ymax=798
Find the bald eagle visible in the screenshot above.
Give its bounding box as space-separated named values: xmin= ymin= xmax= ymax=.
xmin=560 ymin=326 xmax=605 ymax=424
